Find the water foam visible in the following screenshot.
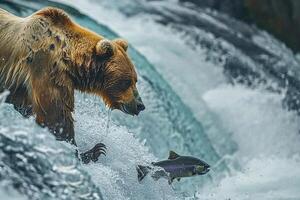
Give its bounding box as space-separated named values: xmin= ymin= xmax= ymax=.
xmin=201 ymin=86 xmax=300 ymax=199
xmin=197 ymin=156 xmax=300 ymax=200
xmin=203 ymin=85 xmax=300 ymax=159
xmin=74 ymin=93 xmax=180 ymax=200
xmin=0 ymin=91 xmax=180 ymax=200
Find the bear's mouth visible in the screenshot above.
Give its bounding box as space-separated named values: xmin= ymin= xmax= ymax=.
xmin=120 ymin=104 xmax=133 ymax=115
xmin=118 ymin=93 xmax=145 ymax=116
xmin=119 ymin=102 xmax=144 ymax=116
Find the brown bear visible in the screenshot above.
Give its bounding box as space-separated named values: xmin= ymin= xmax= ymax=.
xmin=0 ymin=7 xmax=145 ymax=163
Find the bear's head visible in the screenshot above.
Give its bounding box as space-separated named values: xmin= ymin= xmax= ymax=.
xmin=96 ymin=39 xmax=145 ymax=115
xmin=70 ymin=38 xmax=145 ymax=116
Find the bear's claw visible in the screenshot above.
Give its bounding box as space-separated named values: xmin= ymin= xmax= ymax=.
xmin=80 ymin=143 xmax=106 ymax=164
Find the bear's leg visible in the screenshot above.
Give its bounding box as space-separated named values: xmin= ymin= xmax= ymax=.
xmin=5 ymin=86 xmax=33 ymax=117
xmin=30 ymin=79 xmax=106 ymax=164
xmin=30 ymin=79 xmax=75 ymax=143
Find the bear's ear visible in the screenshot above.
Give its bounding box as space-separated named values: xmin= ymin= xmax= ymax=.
xmin=114 ymin=39 xmax=128 ymax=51
xmin=96 ymin=39 xmax=114 ymax=58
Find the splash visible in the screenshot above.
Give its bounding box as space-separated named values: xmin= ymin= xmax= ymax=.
xmin=0 ymin=90 xmax=9 ymax=105
xmin=0 ymin=101 xmax=104 ymax=200
xmin=105 ymin=108 xmax=112 ymax=139
xmin=74 ymin=93 xmax=180 ymax=200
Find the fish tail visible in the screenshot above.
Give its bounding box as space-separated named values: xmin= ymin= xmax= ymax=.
xmin=136 ymin=165 xmax=150 ymax=182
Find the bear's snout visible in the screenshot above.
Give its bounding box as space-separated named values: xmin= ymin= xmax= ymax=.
xmin=137 ymin=101 xmax=145 ymax=112
xmin=120 ymin=89 xmax=145 ymax=116
xmin=135 ymin=92 xmax=145 ymax=113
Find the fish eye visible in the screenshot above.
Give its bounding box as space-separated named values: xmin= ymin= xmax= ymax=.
xmin=196 ymin=165 xmax=204 ymax=172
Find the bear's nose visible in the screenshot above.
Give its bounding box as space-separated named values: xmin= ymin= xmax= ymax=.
xmin=137 ymin=102 xmax=145 ymax=112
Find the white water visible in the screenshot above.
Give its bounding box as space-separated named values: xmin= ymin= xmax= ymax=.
xmin=0 ymin=93 xmax=179 ymax=200
xmin=73 ymin=94 xmax=181 ymax=200
xmin=197 ymin=156 xmax=300 ymax=200
xmin=53 ymin=0 xmax=300 ymax=199
xmin=203 ymin=86 xmax=300 ymax=159
xmin=200 ymin=86 xmax=300 ymax=199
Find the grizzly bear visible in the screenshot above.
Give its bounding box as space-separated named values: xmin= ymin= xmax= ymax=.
xmin=0 ymin=7 xmax=145 ymax=163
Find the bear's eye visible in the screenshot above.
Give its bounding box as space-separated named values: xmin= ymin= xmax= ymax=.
xmin=119 ymin=79 xmax=132 ymax=91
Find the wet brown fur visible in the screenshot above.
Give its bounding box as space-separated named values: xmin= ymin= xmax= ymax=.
xmin=0 ymin=7 xmax=138 ymax=144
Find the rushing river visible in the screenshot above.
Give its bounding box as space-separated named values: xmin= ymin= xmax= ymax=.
xmin=1 ymin=0 xmax=300 ymax=199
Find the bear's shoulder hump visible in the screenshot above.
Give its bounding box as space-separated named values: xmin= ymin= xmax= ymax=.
xmin=34 ymin=7 xmax=72 ymax=26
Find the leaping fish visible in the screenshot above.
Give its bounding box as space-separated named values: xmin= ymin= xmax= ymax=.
xmin=137 ymin=151 xmax=210 ymax=184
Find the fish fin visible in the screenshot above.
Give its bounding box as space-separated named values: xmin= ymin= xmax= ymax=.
xmin=168 ymin=150 xmax=180 ymax=160
xmin=136 ymin=165 xmax=150 ymax=183
xmin=177 ymin=178 xmax=181 ymax=182
xmin=168 ymin=177 xmax=175 ymax=185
